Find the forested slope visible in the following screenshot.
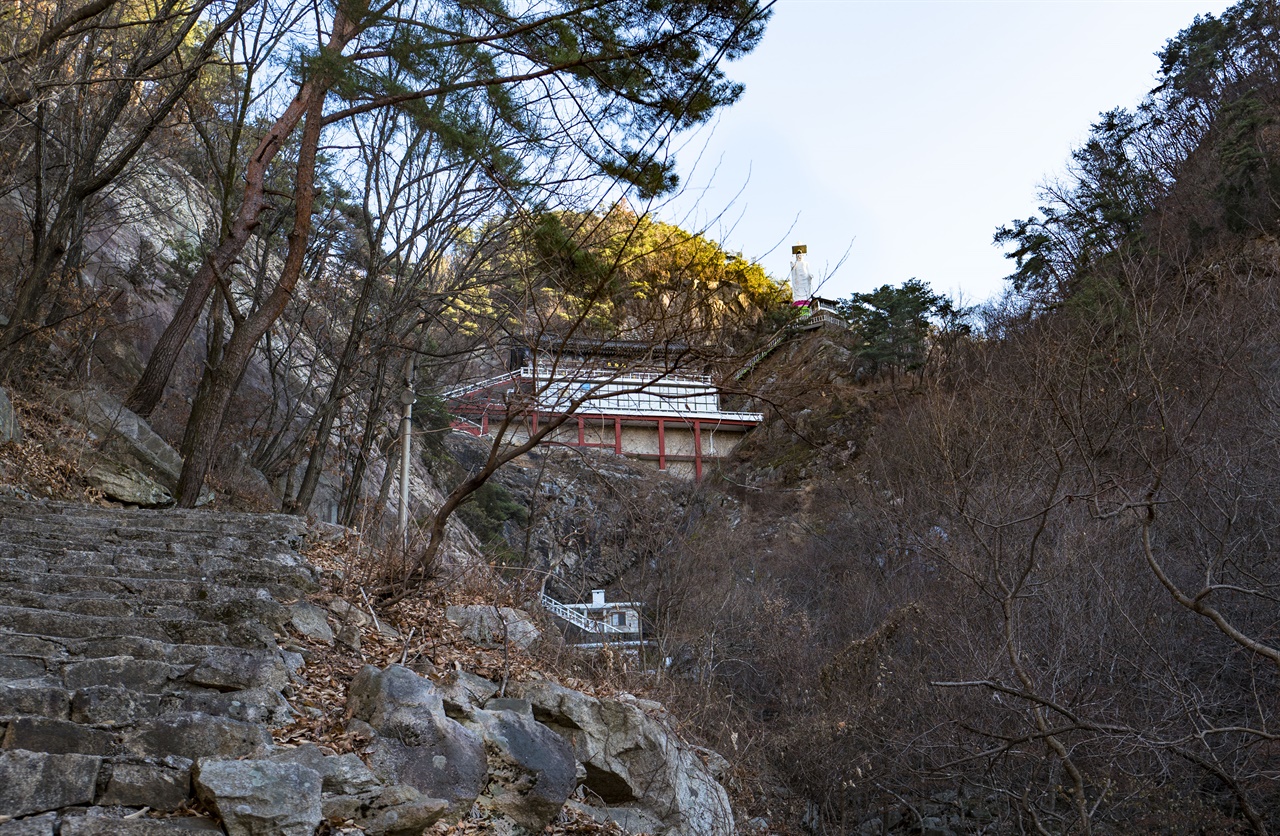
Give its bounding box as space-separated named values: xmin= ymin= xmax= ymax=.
xmin=614 ymin=4 xmax=1280 ymax=832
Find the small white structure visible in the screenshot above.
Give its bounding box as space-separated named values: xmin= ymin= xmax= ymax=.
xmin=541 ymin=589 xmax=642 ymax=639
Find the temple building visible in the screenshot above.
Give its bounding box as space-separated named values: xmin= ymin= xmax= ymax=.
xmin=443 ymin=336 xmax=762 ymax=479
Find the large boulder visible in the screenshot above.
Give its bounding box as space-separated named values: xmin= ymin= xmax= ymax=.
xmin=445 ymin=606 xmax=540 ymax=650
xmin=467 ymin=703 xmax=577 ymax=834
xmin=60 ymin=390 xmax=210 ymax=506
xmin=347 ymin=665 xmax=487 ymax=822
xmin=515 ymin=681 xmax=734 ymax=836
xmin=194 ymin=758 xmax=322 ymax=836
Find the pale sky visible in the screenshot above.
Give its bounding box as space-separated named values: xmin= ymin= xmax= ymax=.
xmin=657 ymin=0 xmax=1234 ymax=304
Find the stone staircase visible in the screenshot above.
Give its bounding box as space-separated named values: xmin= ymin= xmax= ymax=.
xmin=0 ymin=497 xmax=315 ymax=834
xmin=0 ymin=497 xmax=740 ymax=836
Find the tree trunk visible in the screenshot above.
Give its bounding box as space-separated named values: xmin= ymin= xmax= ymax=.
xmin=175 ymin=79 xmax=330 ymax=505
xmin=126 ymin=12 xmax=355 ymax=416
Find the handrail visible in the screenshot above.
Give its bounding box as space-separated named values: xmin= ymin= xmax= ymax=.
xmin=440 ymin=371 xmax=520 ymax=401
xmin=540 ymin=592 xmax=633 ymax=635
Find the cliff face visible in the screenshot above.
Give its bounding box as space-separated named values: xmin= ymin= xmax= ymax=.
xmin=445 ymin=433 xmax=706 ymax=601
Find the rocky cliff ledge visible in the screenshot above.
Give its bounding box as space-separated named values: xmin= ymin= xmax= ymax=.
xmin=0 ymin=498 xmax=732 ymax=835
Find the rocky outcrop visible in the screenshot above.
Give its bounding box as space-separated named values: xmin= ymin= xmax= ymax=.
xmin=60 ymin=390 xmax=210 ymax=507
xmin=515 ymin=680 xmax=735 ymax=836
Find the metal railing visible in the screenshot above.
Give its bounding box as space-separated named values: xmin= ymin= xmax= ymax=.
xmin=540 ymin=592 xmax=633 ymax=635
xmin=440 ymin=372 xmax=519 ymax=401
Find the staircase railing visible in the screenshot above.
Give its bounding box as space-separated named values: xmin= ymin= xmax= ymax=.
xmin=440 ymin=371 xmax=521 ymax=401
xmin=540 ymin=592 xmax=632 ymax=635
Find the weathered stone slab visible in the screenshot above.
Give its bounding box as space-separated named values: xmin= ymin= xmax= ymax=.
xmin=71 ymin=686 xmax=161 ymax=727
xmin=84 ymin=458 xmax=173 ymax=507
xmin=444 ymin=605 xmax=539 ymax=649
xmin=60 ymin=813 xmax=222 ymax=834
xmin=184 ymin=648 xmax=286 ymax=693
xmin=0 ymin=750 xmax=101 ymax=817
xmin=194 ymin=758 xmax=322 ymax=836
xmin=517 ymin=680 xmax=736 ymax=836
xmin=63 ymin=657 xmax=179 ymax=691
xmin=288 ymin=602 xmax=333 ymax=645
xmin=322 ymin=784 xmax=448 ymax=836
xmin=433 ymin=670 xmax=498 ymax=718
xmin=99 ymin=761 xmax=192 ymax=811
xmin=2 ymin=717 xmax=118 ymax=756
xmin=267 ymin=743 xmax=381 ymax=795
xmin=0 ymin=387 xmax=21 ymax=444
xmin=0 ymin=811 xmax=57 ymax=835
xmin=0 ymin=681 xmax=70 ymax=720
xmin=469 ymin=706 xmax=576 ymax=833
xmin=348 ymin=665 xmax=487 ymax=822
xmin=124 ymin=712 xmax=271 ymax=760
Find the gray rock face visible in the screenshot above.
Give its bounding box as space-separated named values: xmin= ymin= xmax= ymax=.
xmin=194 ymin=758 xmax=322 ymax=836
xmin=469 ymin=707 xmax=577 ymax=834
xmin=347 ymin=665 xmax=487 ymax=821
xmin=0 ymin=387 xmax=22 ymax=444
xmin=322 ymin=783 xmax=449 ymax=836
xmin=0 ymin=750 xmax=101 ymax=817
xmin=124 ymin=712 xmax=273 ymax=760
xmin=433 ymin=670 xmax=499 ymax=718
xmin=288 ymin=602 xmax=334 ymax=645
xmin=84 ymin=458 xmax=173 ymax=507
xmin=267 ymin=743 xmax=380 ymax=795
xmin=100 ymin=761 xmax=192 ymax=810
xmin=60 ymin=390 xmax=210 ymax=506
xmin=59 ymin=816 xmax=222 ymax=835
xmin=445 ymin=605 xmax=539 ymax=650
xmin=517 ymin=681 xmax=735 ymax=836
xmin=0 ymin=812 xmax=57 ymax=835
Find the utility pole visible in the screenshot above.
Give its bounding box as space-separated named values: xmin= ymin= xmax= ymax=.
xmin=398 ymin=355 xmax=415 ymax=551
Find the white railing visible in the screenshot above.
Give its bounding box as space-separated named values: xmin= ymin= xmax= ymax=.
xmin=522 ymin=364 xmax=713 ymax=385
xmin=440 ymin=372 xmax=520 ymax=401
xmin=540 ymin=593 xmax=633 ymax=635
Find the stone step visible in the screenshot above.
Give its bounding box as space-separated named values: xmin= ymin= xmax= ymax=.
xmin=0 ymin=568 xmax=302 ymax=606
xmin=0 ymin=497 xmax=307 ymax=539
xmin=0 ymin=556 xmax=318 ymax=594
xmin=0 ymin=605 xmax=271 ymax=649
xmin=0 ymin=587 xmax=290 ymax=632
xmin=0 ymin=634 xmax=293 ymax=690
xmin=0 ymin=681 xmax=289 ymax=731
xmin=0 ymin=528 xmax=298 ymax=562
xmin=1 ymin=710 xmax=273 ymax=761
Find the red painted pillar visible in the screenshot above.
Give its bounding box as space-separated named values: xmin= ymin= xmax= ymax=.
xmin=481 ymin=412 xmax=488 ymax=435
xmin=577 ymin=415 xmax=585 ymax=446
xmin=531 ymin=411 xmax=539 ymax=436
xmin=694 ymin=420 xmax=702 ymax=480
xmin=657 ymin=418 xmax=666 ymax=471
xmin=614 ymin=417 xmax=622 ymax=454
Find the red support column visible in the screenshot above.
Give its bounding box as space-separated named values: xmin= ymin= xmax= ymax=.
xmin=614 ymin=417 xmax=622 ymax=454
xmin=481 ymin=412 xmax=488 ymax=435
xmin=531 ymin=411 xmax=539 ymax=436
xmin=693 ymin=420 xmax=703 ymax=480
xmin=657 ymin=418 xmax=666 ymax=471
xmin=577 ymin=415 xmax=585 ymax=446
